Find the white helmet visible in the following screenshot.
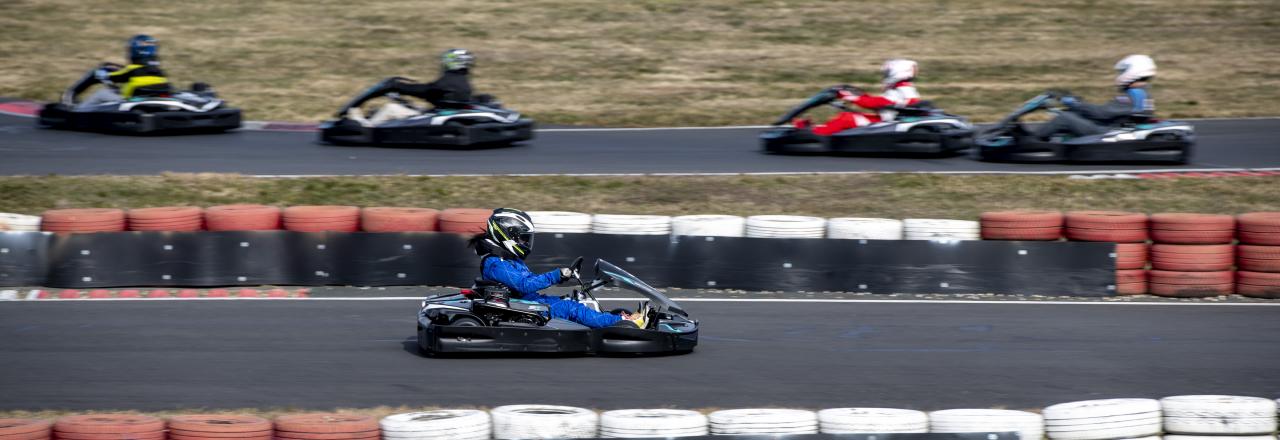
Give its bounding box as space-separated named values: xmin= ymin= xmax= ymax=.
xmin=881 ymin=59 xmax=918 ymax=87
xmin=1115 ymin=54 xmax=1156 ymax=87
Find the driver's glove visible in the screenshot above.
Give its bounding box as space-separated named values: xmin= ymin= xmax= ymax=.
xmin=1061 ymin=96 xmax=1080 ymax=108
xmin=559 ymin=267 xmax=579 ymax=283
xmin=94 ymin=69 xmax=112 ymax=83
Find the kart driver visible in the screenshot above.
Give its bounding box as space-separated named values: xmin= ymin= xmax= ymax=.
xmin=473 ymin=208 xmax=649 ymax=329
xmin=78 ymin=35 xmax=172 ymax=108
xmin=349 ymin=48 xmax=478 ymax=123
xmin=796 ymin=59 xmax=923 ymax=135
xmin=1035 ymin=54 xmax=1158 ymax=140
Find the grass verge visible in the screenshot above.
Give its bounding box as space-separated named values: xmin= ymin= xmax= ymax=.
xmin=1 ymin=0 xmax=1277 ymax=126
xmin=1 ymin=174 xmax=1276 ymax=218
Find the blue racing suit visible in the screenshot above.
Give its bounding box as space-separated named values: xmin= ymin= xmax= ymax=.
xmin=481 ymin=256 xmax=623 ymax=328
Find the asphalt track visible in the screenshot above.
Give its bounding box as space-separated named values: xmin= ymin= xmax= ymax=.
xmin=2 ymin=299 xmax=1278 ymax=411
xmin=2 ymin=113 xmax=1279 ymax=175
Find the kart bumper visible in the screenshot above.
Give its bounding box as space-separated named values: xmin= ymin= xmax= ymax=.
xmin=320 ymin=118 xmax=535 ymax=146
xmin=38 ymin=104 xmax=241 ymax=134
xmin=418 ymin=321 xmax=698 ymax=356
xmin=761 ymin=127 xmax=973 ymax=154
xmin=975 ymin=138 xmax=1193 ymax=164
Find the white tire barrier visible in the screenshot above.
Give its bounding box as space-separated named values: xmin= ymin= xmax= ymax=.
xmin=745 ymin=215 xmax=827 ymax=239
xmin=599 ymin=409 xmax=709 ymax=438
xmin=1161 ymin=395 xmax=1278 ymax=435
xmin=528 ymin=211 xmax=593 ymax=233
xmin=930 ymin=409 xmax=1044 ymax=440
xmin=708 ymin=409 xmax=819 ymax=435
xmin=591 ymin=214 xmax=672 ymax=235
xmin=827 ymin=218 xmax=904 ymax=240
xmin=904 ymin=219 xmax=981 ymax=241
xmin=1044 ymin=398 xmax=1163 ymax=440
xmin=819 ymin=408 xmax=929 ymax=434
xmin=491 ymin=405 xmax=598 ymax=440
xmin=381 ymin=410 xmax=491 ymax=440
xmin=671 ymin=215 xmax=746 ymax=237
xmin=1167 ymin=436 xmax=1277 ymax=440
xmin=0 ymin=213 xmax=41 ymax=232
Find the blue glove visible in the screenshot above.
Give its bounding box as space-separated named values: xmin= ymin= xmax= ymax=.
xmin=94 ymin=69 xmax=112 ymax=83
xmin=1061 ymin=96 xmax=1080 ymax=108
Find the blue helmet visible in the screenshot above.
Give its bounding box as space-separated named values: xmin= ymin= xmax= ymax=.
xmin=127 ymin=34 xmax=159 ymax=64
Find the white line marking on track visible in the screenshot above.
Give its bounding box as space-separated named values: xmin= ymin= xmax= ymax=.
xmin=13 ymin=296 xmax=1280 ymax=306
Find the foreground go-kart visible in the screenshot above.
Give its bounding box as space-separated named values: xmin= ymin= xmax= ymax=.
xmin=759 ymin=86 xmax=974 ymax=154
xmin=320 ymin=77 xmax=534 ymax=147
xmin=38 ymin=63 xmax=241 ymax=134
xmin=973 ymin=92 xmax=1194 ymax=164
xmin=417 ymin=258 xmax=698 ymax=356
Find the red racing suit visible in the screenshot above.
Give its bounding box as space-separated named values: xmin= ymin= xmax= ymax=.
xmin=811 ymin=82 xmax=921 ymax=135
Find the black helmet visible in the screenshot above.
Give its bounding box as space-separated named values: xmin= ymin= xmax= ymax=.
xmin=441 ymin=48 xmax=475 ymax=72
xmin=127 ymin=34 xmax=159 ymax=64
xmin=482 ymin=208 xmax=535 ymax=259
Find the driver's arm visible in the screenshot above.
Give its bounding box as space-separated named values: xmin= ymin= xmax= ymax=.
xmin=482 ymin=258 xmax=562 ymax=300
xmin=389 ymin=80 xmax=447 ymax=102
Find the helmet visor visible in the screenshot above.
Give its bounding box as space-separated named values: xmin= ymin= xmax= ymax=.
xmin=516 ymin=231 xmax=534 ymax=249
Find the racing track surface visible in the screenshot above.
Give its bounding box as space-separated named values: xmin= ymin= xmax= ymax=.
xmin=2 ymin=299 xmax=1278 ymax=411
xmin=2 ymin=113 xmax=1279 ymax=175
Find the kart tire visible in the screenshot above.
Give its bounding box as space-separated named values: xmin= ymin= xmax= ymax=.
xmin=450 ymin=316 xmax=483 ymax=327
xmin=1066 ymin=227 xmax=1149 ymax=243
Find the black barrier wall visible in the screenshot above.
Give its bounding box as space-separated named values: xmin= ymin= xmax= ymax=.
xmin=0 ymin=231 xmax=1115 ymax=295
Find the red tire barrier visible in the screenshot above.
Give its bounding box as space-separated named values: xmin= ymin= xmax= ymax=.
xmin=53 ymin=415 xmax=165 ymax=439
xmin=41 ymin=209 xmax=126 ymax=233
xmin=1115 ymin=243 xmax=1148 ymax=270
xmin=0 ymin=419 xmax=52 ymax=440
xmin=1065 ymin=211 xmax=1148 ymax=242
xmin=1236 ymin=271 xmax=1280 ymax=299
xmin=360 ymin=207 xmax=440 ymax=232
xmin=438 ymin=208 xmax=492 ymax=234
xmin=1066 ymin=228 xmax=1148 ymax=243
xmin=273 ymin=414 xmax=378 ymax=440
xmin=1147 ymin=270 xmax=1234 ymax=297
xmin=127 ymin=206 xmax=204 ymax=231
xmin=1237 ymin=212 xmax=1280 ymax=245
xmin=166 ymin=415 xmax=271 ymax=440
xmin=979 ymin=211 xmax=1063 ymax=240
xmin=1150 ymin=244 xmax=1234 ymax=271
xmin=1115 ymin=269 xmax=1147 ymax=295
xmin=283 ymin=206 xmax=360 ymax=232
xmin=205 ymin=205 xmax=282 ymax=231
xmin=1237 ymin=244 xmax=1280 ymax=272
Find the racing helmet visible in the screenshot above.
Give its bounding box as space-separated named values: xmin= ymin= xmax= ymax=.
xmin=484 ymin=208 xmax=535 ymax=260
xmin=441 ymin=48 xmax=476 ymax=72
xmin=127 ymin=34 xmax=159 ymax=64
xmin=1114 ymin=54 xmax=1156 ymax=88
xmin=881 ymin=59 xmax=918 ymax=87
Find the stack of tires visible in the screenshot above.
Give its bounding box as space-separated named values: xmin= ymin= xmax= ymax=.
xmin=380 ymin=410 xmax=490 ymax=440
xmin=167 ymin=415 xmax=272 ymax=440
xmin=708 ymin=409 xmax=818 ymax=436
xmin=591 ymin=215 xmax=672 ymax=235
xmin=599 ymin=409 xmax=708 ymax=438
xmin=1043 ymin=398 xmax=1163 ymax=440
xmin=671 ymin=215 xmax=745 ymax=237
xmin=127 ymin=206 xmax=204 ymax=231
xmin=41 ymin=208 xmax=127 ymax=233
xmin=204 ymin=204 xmax=281 ymax=231
xmin=282 ymin=206 xmax=361 ymax=232
xmin=929 ymin=409 xmax=1043 ymax=440
xmin=491 ymin=405 xmax=598 ymax=440
xmin=437 ymin=208 xmax=491 ymax=234
xmin=1237 ymin=212 xmax=1280 ymax=299
xmin=0 ymin=213 xmax=41 ymax=232
xmin=826 ymin=218 xmax=903 ymax=240
xmin=1148 ymin=213 xmax=1236 ymax=298
xmin=745 ymin=216 xmax=825 ymax=239
xmin=0 ymin=419 xmax=51 ymax=440
xmin=273 ymin=414 xmax=379 ymax=440
xmin=818 ymin=408 xmax=928 ymax=434
xmin=1065 ymin=211 xmax=1150 ymax=295
xmin=54 ymin=415 xmax=165 ymax=440
xmin=360 ymin=207 xmax=439 ymax=232
xmin=903 ymin=219 xmax=980 ymax=241
xmin=979 ymin=210 xmax=1064 ymax=241
xmin=1161 ymin=395 xmax=1278 ymax=440
xmin=528 ymin=211 xmax=593 ymax=234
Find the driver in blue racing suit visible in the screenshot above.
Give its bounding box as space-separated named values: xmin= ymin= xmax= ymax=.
xmin=474 ymin=208 xmax=648 ymax=329
xmin=1035 ymin=54 xmax=1158 ymax=140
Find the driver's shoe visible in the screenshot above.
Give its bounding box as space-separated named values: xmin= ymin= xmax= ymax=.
xmin=624 ymin=302 xmax=651 ymax=329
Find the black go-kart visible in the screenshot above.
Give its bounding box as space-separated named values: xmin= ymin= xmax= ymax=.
xmin=38 ymin=63 xmax=241 ymax=134
xmin=320 ymin=77 xmax=534 ymax=147
xmin=973 ymin=92 xmax=1194 ymax=164
xmin=760 ymin=85 xmax=974 ymax=155
xmin=417 ymin=257 xmax=698 ymax=356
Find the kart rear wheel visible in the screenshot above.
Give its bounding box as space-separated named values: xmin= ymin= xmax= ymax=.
xmin=451 ymin=316 xmax=484 ymax=327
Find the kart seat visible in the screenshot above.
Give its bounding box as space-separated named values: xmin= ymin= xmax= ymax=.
xmin=896 ymin=101 xmax=937 ymax=116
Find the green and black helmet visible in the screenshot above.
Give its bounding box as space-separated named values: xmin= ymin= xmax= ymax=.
xmin=441 ymin=48 xmax=475 ymax=72
xmin=484 ymin=208 xmax=535 ymax=259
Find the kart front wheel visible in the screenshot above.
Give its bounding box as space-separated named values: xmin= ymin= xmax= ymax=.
xmin=451 ymin=316 xmax=484 ymax=327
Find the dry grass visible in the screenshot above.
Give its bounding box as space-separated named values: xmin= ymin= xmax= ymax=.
xmin=0 ymin=0 xmax=1277 ymax=126
xmin=1 ymin=174 xmax=1277 ymax=219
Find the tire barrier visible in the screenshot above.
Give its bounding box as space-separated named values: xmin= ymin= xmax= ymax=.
xmin=204 ymin=204 xmax=281 ymax=231
xmin=671 ymin=215 xmax=746 ymax=237
xmin=599 ymin=409 xmax=708 ymax=438
xmin=283 ymin=205 xmax=361 ymax=232
xmin=438 ymin=208 xmax=491 ymax=234
xmin=1151 ymin=244 xmax=1234 ymax=272
xmin=166 ymin=415 xmax=272 ymax=440
xmin=903 ymin=219 xmax=981 ymax=241
xmin=1238 ymin=212 xmax=1280 ymax=245
xmin=1150 ymin=213 xmax=1236 ymax=245
xmin=1238 ymin=245 xmax=1280 ymax=273
xmin=1161 ymin=395 xmax=1278 ymax=436
xmin=274 ymin=414 xmax=379 ymax=440
xmin=1065 ymin=211 xmax=1149 ymax=243
xmin=708 ymin=409 xmax=819 ymax=435
xmin=0 ymin=419 xmax=51 ymax=440
xmin=746 ymin=215 xmax=826 ymax=239
xmin=591 ymin=214 xmax=672 ymax=235
xmin=360 ymin=208 xmax=439 ymax=232
xmin=980 ymin=210 xmax=1064 ymax=241
xmin=827 ymin=218 xmax=904 ymax=240
xmin=0 ymin=213 xmax=41 ymax=232
xmin=380 ymin=410 xmax=490 ymax=440
xmin=928 ymin=409 xmax=1043 ymax=440
xmin=527 ymin=211 xmax=593 ymax=234
xmin=1115 ymin=269 xmax=1148 ymax=295
xmin=490 ymin=405 xmax=597 ymax=440
xmin=128 ymin=207 xmax=204 ymax=232
xmin=818 ymin=408 xmax=929 ymax=434
xmin=1043 ymin=398 xmax=1162 ymax=440
xmin=40 ymin=208 xmax=126 ymax=233
xmin=1237 ymin=271 xmax=1280 ymax=299
xmin=54 ymin=415 xmax=166 ymax=440
xmin=1148 ymin=270 xmax=1235 ymax=297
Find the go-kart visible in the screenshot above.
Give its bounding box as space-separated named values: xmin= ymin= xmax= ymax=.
xmin=416 ymin=258 xmax=698 ymax=356
xmin=319 ymin=77 xmax=534 ymax=147
xmin=37 ymin=63 xmax=241 ymax=134
xmin=973 ymin=92 xmax=1194 ymax=164
xmin=760 ymin=85 xmax=974 ymax=154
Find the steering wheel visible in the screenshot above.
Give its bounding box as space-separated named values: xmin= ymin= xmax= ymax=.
xmin=569 ymin=256 xmax=585 ymax=288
